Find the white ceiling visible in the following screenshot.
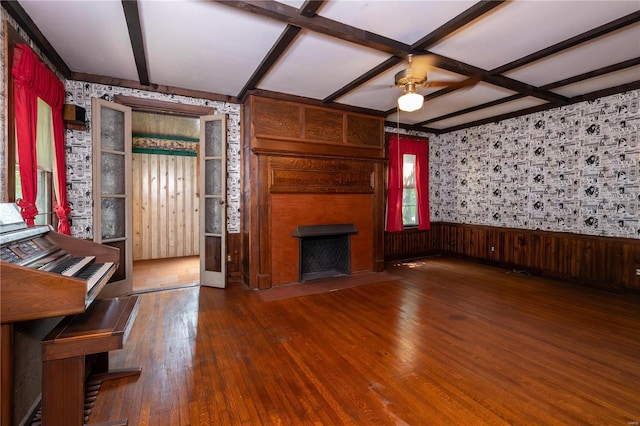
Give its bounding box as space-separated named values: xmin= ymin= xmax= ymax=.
xmin=9 ymin=0 xmax=640 ymax=133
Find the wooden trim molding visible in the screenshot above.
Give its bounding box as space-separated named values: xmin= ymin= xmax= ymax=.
xmin=113 ymin=95 xmax=216 ymax=116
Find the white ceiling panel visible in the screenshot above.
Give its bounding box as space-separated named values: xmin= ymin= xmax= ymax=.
xmin=318 ymin=1 xmax=476 ymax=45
xmin=338 ymin=65 xmax=467 ymax=111
xmin=424 ymin=97 xmax=549 ymax=130
xmin=551 ymin=65 xmax=640 ymax=98
xmin=18 ymin=0 xmax=138 ymax=81
xmin=428 ymin=0 xmax=640 ymax=71
xmin=258 ymin=30 xmax=390 ymax=100
xmin=139 ymin=1 xmax=287 ymax=95
xmin=504 ymin=23 xmax=640 ymax=87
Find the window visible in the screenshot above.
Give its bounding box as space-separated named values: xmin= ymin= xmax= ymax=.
xmin=15 ymin=98 xmax=56 ymax=226
xmin=15 ymin=168 xmax=53 ymax=226
xmin=10 ymin=43 xmax=70 ymax=233
xmin=402 ymin=154 xmax=417 ymax=226
xmin=386 ymin=135 xmax=430 ymax=232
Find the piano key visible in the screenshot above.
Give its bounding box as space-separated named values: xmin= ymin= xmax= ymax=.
xmin=80 ymin=262 xmax=115 ymax=293
xmin=46 ymin=256 xmax=95 ymax=276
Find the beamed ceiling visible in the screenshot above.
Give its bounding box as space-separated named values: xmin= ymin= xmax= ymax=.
xmin=3 ymin=0 xmax=640 ymax=134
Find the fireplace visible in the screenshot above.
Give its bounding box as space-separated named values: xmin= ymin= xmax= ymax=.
xmin=292 ymin=224 xmax=358 ymax=282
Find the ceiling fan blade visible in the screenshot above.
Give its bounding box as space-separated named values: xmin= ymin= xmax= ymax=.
xmin=425 ymin=77 xmax=480 ymax=89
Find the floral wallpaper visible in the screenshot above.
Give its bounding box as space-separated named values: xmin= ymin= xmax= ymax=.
xmin=425 ymin=90 xmax=639 ymax=239
xmin=63 ymin=81 xmax=241 ymax=239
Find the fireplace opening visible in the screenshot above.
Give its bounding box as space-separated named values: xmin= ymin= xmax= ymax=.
xmin=292 ymin=224 xmax=358 ymax=282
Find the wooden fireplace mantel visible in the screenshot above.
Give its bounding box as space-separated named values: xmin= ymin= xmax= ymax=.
xmin=243 ymin=95 xmax=385 ymax=289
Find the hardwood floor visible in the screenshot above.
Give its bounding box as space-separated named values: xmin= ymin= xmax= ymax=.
xmin=132 ymin=256 xmax=199 ymax=293
xmin=90 ymin=257 xmax=640 ymax=425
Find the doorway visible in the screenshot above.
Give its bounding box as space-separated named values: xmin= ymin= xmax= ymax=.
xmin=130 ymin=111 xmax=200 ymax=292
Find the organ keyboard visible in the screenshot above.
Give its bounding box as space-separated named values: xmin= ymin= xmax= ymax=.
xmin=0 ymin=205 xmax=119 ymax=323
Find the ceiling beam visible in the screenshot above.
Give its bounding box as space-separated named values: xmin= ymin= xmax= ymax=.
xmin=541 ymin=58 xmax=640 ymax=91
xmin=237 ymin=1 xmax=324 ymax=101
xmin=1 ymin=0 xmax=71 ymax=77
xmin=237 ymin=25 xmax=302 ymax=101
xmin=246 ymin=88 xmax=387 ymax=117
xmin=121 ymin=0 xmax=149 ymax=86
xmin=323 ymin=56 xmax=403 ymax=103
xmin=425 ymin=52 xmax=570 ymax=105
xmin=417 ymin=94 xmax=526 ymax=126
xmin=384 ymin=120 xmax=440 ymax=134
xmin=211 ymin=0 xmax=411 ymax=56
xmin=412 ymin=0 xmax=507 ymax=51
xmin=439 ymin=102 xmax=554 ymax=133
xmin=72 ymin=72 xmax=239 ymax=104
xmin=299 ymin=0 xmax=325 ymax=18
xmin=490 ymin=11 xmax=640 ymax=75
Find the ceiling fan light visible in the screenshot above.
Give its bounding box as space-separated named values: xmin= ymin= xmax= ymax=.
xmin=398 ymin=91 xmax=424 ymax=112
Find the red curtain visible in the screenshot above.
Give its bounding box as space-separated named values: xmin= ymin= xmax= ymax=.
xmin=385 ymin=135 xmax=430 ymax=232
xmin=12 ymin=44 xmax=71 ymax=233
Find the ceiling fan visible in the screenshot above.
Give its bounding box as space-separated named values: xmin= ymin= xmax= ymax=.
xmin=395 ymin=54 xmax=477 ymax=112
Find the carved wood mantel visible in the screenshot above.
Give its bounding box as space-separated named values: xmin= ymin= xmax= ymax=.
xmin=243 ymin=96 xmax=385 ymax=289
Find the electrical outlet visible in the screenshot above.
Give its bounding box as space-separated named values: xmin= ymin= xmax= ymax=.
xmin=636 ymin=268 xmax=640 ymax=276
xmin=227 ymin=255 xmax=232 ymax=262
xmin=490 ymin=246 xmax=495 ymax=252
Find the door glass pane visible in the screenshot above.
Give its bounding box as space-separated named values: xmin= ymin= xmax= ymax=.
xmin=101 ymin=153 xmax=125 ymax=195
xmin=204 ymin=120 xmax=222 ymax=157
xmin=204 ymin=159 xmax=222 ymax=196
xmin=205 ymin=198 xmax=222 ymax=234
xmin=101 ymin=107 xmax=125 ymax=152
xmin=101 ymin=197 xmax=126 ymax=239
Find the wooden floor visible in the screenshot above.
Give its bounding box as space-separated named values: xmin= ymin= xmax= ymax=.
xmin=91 ymin=257 xmax=640 ymax=425
xmin=132 ymin=256 xmax=199 ymax=293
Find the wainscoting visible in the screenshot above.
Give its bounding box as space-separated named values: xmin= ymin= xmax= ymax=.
xmin=385 ymin=222 xmax=640 ymax=291
xmin=132 ymin=153 xmax=199 ymax=260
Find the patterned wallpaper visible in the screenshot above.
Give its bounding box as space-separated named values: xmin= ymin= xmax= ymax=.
xmin=63 ymin=81 xmax=242 ymax=239
xmin=425 ymin=90 xmax=639 ymax=239
xmin=2 ymin=7 xmax=638 ymax=241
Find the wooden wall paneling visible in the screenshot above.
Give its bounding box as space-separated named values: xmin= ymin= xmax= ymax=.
xmin=628 ymin=242 xmax=640 ymax=289
xmin=257 ymin=153 xmax=272 ymax=289
xmin=304 ymin=107 xmax=343 ymax=143
xmin=158 ymin=155 xmax=168 ymax=259
xmin=167 ymin=155 xmax=176 ymax=257
xmin=175 ymin=156 xmax=185 ymax=256
xmin=372 ymin=161 xmax=385 ymax=271
xmin=591 ymin=239 xmax=608 ymax=286
xmin=384 ymin=222 xmax=639 ymax=291
xmin=132 ymin=153 xmax=198 ymax=261
xmin=226 ymin=233 xmax=241 ymax=282
xmin=475 ymin=227 xmax=488 ymax=258
xmin=346 ymin=114 xmax=383 ymax=147
xmin=252 ymin=97 xmax=302 ymax=139
xmin=605 ymin=240 xmax=624 ymax=288
xmin=384 ymin=229 xmax=436 ymax=261
xmin=465 ymin=226 xmax=474 ymax=257
xmin=132 ymin=155 xmax=142 ymax=260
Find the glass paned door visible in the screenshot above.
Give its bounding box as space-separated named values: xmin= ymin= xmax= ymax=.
xmin=92 ymin=98 xmax=132 ymax=296
xmin=199 ymin=114 xmax=226 ymax=288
